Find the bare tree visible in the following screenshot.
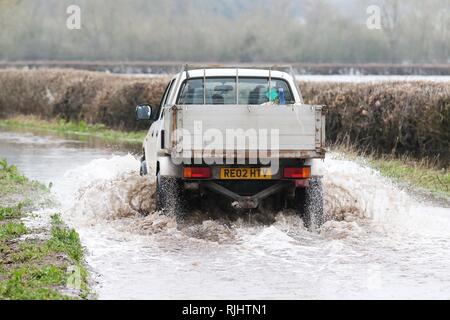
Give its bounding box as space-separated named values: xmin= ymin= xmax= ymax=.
xmin=381 ymin=0 xmax=402 ymax=62
xmin=0 ymin=0 xmax=448 ymax=63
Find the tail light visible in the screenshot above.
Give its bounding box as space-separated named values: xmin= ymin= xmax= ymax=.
xmin=183 ymin=167 xmax=211 ymax=179
xmin=283 ymin=167 xmax=311 ymax=179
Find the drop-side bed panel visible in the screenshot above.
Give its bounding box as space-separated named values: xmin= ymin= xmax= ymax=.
xmin=165 ymin=104 xmax=325 ymax=159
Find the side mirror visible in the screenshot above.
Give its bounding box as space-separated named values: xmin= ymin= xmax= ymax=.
xmin=135 ymin=104 xmax=152 ymax=121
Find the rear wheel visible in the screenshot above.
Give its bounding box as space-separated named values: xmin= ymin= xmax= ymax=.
xmin=295 ymin=177 xmax=324 ymax=229
xmin=155 ymin=172 xmax=184 ymax=215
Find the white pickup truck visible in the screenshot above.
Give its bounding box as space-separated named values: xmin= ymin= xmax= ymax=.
xmin=136 ymin=66 xmax=326 ymax=227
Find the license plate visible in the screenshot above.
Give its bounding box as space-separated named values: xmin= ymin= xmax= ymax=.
xmin=220 ymin=168 xmax=272 ymax=180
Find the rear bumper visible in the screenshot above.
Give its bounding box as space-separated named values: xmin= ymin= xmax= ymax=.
xmin=183 ymin=178 xmax=310 ymax=209
xmin=201 ymin=180 xmax=293 ymax=209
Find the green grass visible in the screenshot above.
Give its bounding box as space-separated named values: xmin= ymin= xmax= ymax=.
xmin=8 ymin=242 xmax=51 ymax=264
xmin=47 ymin=214 xmax=84 ymax=262
xmin=371 ymin=158 xmax=449 ymax=197
xmin=0 ymin=161 xmax=90 ymax=300
xmin=0 ymin=210 xmax=90 ymax=300
xmin=0 ymin=265 xmax=69 ymax=300
xmin=0 ymin=115 xmax=146 ymax=143
xmin=0 ymin=204 xmax=24 ymax=221
xmin=0 ymin=159 xmax=27 ymax=184
xmin=0 ymin=159 xmax=48 ymax=199
xmin=0 ymin=221 xmax=28 ymax=241
xmin=331 ymin=143 xmax=449 ymax=198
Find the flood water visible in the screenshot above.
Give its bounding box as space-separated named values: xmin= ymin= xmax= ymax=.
xmin=1 ymin=128 xmax=449 ymax=299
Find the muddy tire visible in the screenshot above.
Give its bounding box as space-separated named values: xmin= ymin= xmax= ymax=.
xmin=295 ymin=177 xmax=324 ymax=229
xmin=155 ymin=173 xmax=184 ymax=215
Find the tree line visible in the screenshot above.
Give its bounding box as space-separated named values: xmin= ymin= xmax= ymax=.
xmin=0 ymin=0 xmax=449 ymax=63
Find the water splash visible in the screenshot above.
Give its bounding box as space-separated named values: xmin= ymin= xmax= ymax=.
xmin=5 ymin=129 xmax=449 ymax=299
xmin=57 ymin=153 xmax=422 ymax=238
xmin=51 ymin=153 xmax=450 ymax=299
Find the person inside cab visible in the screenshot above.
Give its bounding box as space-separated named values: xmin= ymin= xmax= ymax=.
xmin=212 ymin=93 xmax=224 ymax=104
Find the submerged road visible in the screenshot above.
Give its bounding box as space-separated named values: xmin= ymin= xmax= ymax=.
xmin=1 ymin=129 xmax=449 ymax=299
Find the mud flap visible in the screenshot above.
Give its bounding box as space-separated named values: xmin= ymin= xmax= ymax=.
xmin=156 ymin=173 xmax=184 ymax=215
xmin=140 ymin=158 xmax=148 ymax=176
xmin=296 ymin=177 xmax=324 ymax=229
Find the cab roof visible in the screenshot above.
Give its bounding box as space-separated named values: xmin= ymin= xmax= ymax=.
xmin=173 ymin=68 xmax=294 ymax=80
xmin=166 ymin=67 xmax=303 ymax=104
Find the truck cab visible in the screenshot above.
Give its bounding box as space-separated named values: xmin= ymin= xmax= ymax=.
xmin=136 ymin=66 xmax=326 ymax=228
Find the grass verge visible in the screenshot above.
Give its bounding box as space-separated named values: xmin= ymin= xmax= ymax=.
xmin=370 ymin=157 xmax=449 ymax=198
xmin=0 ymin=115 xmax=146 ymax=143
xmin=0 ymin=160 xmax=90 ymax=300
xmin=332 ymin=143 xmax=449 ymax=199
xmin=0 ymin=159 xmax=48 ymax=203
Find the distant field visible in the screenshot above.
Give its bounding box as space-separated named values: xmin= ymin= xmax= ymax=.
xmin=296 ymin=75 xmax=450 ymax=83
xmin=0 ymin=68 xmax=448 ymax=166
xmin=1 ymin=61 xmax=450 ymax=76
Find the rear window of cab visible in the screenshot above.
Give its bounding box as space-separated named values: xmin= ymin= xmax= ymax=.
xmin=177 ymin=77 xmax=295 ymax=105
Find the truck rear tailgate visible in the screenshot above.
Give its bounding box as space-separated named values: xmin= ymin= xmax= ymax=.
xmin=166 ymin=104 xmax=325 ymax=159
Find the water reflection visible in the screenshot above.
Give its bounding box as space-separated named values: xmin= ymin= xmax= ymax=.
xmin=0 ymin=127 xmax=140 ymax=184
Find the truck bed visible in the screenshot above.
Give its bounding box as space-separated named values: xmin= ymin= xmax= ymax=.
xmin=165 ymin=104 xmax=326 ymax=159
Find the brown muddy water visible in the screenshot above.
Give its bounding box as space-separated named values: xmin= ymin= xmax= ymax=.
xmin=1 ymin=128 xmax=450 ymax=299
